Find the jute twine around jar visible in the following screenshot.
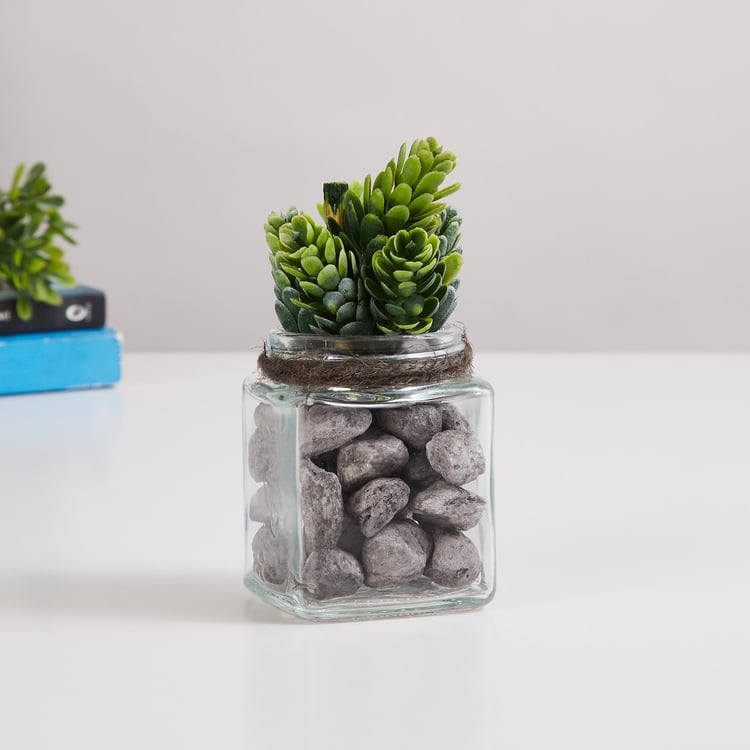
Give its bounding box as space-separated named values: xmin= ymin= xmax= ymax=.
xmin=257 ymin=330 xmax=474 ymax=389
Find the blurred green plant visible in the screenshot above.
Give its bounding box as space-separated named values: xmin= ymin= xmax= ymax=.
xmin=0 ymin=163 xmax=76 ymax=320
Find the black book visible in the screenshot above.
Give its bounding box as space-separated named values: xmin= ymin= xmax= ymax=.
xmin=0 ymin=285 xmax=106 ymax=335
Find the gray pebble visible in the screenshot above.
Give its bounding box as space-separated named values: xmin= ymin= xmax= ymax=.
xmin=347 ymin=477 xmax=411 ymax=538
xmin=338 ymin=514 xmax=366 ymax=559
xmin=425 ymin=528 xmax=481 ymax=587
xmin=337 ymin=435 xmax=409 ymax=491
xmin=426 ymin=429 xmax=486 ymax=485
xmin=410 ymin=480 xmax=486 ymax=530
xmin=402 ymin=450 xmax=442 ymax=489
xmin=252 ymin=524 xmax=288 ymax=584
xmin=248 ymin=484 xmax=276 ymax=525
xmin=375 ymin=405 xmax=442 ymax=449
xmin=300 ymin=459 xmax=344 ymax=554
xmin=439 ymin=402 xmax=471 ymax=432
xmin=362 ymin=520 xmax=433 ymax=588
xmin=248 ymin=426 xmax=275 ymax=482
xmin=300 ymin=405 xmax=372 ymax=457
xmin=302 ymin=548 xmax=364 ymax=599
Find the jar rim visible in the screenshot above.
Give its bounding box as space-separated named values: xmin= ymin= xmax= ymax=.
xmin=266 ymin=323 xmax=466 ymax=362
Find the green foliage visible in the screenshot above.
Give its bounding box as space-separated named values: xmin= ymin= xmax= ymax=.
xmin=436 ymin=206 xmax=463 ymax=260
xmin=0 ymin=163 xmax=77 ymax=320
xmin=265 ymin=212 xmax=373 ymax=335
xmin=365 ymin=227 xmax=463 ymax=334
xmin=331 ymin=137 xmax=460 ymax=260
xmin=264 ymin=206 xmax=299 ymax=250
xmin=427 ymin=205 xmax=463 ymax=331
xmin=264 ymin=137 xmax=465 ymax=335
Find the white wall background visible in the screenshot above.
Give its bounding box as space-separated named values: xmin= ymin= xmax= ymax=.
xmin=1 ymin=0 xmax=749 ymax=352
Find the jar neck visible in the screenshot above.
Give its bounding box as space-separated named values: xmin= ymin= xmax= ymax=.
xmin=266 ymin=324 xmax=466 ymax=363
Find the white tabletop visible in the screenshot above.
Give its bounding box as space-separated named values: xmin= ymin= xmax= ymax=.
xmin=1 ymin=353 xmax=748 ymax=749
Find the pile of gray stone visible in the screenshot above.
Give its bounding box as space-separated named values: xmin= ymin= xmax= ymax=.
xmin=249 ymin=402 xmax=487 ymax=599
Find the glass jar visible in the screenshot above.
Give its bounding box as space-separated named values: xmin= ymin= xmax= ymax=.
xmin=242 ymin=324 xmax=495 ymax=621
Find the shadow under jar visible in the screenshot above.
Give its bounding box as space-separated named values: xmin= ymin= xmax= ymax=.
xmin=242 ymin=324 xmax=495 ymax=621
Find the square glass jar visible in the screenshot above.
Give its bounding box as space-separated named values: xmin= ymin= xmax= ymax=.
xmin=242 ymin=325 xmax=495 ymax=621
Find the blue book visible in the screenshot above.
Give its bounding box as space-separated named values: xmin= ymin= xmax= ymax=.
xmin=0 ymin=327 xmax=121 ymax=396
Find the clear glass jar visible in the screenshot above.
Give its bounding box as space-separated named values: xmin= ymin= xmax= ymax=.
xmin=242 ymin=324 xmax=495 ymax=621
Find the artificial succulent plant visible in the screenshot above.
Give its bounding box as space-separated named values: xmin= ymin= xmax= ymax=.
xmin=264 ymin=137 xmax=464 ymax=335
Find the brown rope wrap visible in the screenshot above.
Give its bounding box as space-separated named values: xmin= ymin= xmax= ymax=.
xmin=257 ymin=332 xmax=473 ymax=389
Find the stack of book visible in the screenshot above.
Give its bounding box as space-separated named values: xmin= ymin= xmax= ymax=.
xmin=0 ymin=285 xmax=121 ymax=396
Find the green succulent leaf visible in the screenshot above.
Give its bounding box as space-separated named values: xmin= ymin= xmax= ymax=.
xmin=347 ymin=192 xmax=364 ymax=221
xmin=344 ymin=199 xmax=361 ymax=245
xmin=442 ymin=252 xmax=463 ymax=285
xmin=383 ymin=205 xmax=410 ymax=234
xmin=275 ymin=300 xmax=298 ymax=331
xmin=340 ymin=321 xmax=373 ymax=335
xmin=433 ymin=182 xmax=461 ymax=200
xmin=410 ymin=201 xmax=447 ymax=222
xmin=297 ymin=308 xmax=316 ymax=333
xmin=301 ymin=255 xmax=324 ymax=276
xmin=367 ymin=189 xmax=384 ymax=217
xmin=317 ymin=264 xmax=341 ymax=291
xmin=280 ymin=263 xmax=306 ymax=281
xmin=299 ymin=280 xmax=325 ymax=298
xmin=400 ymin=156 xmax=421 ymax=187
xmin=338 ymin=276 xmax=356 ymax=301
xmin=390 ymin=183 xmax=412 ymax=206
xmin=433 ymin=160 xmax=455 ymax=175
xmin=413 ymin=171 xmax=446 ymax=198
xmin=395 ymin=142 xmax=408 ymax=180
xmin=380 ymin=167 xmax=394 ymax=200
xmin=355 ymin=299 xmax=371 ymax=322
xmin=363 ymin=175 xmax=371 ymax=208
xmin=335 ymin=300 xmax=356 ymax=323
xmin=360 ymin=213 xmax=385 ymax=249
xmin=418 ymin=150 xmax=434 ymax=174
xmin=411 ymin=215 xmax=442 ymax=233
xmin=323 ymin=291 xmax=346 ymax=313
xmin=266 ymin=233 xmax=280 ymax=252
xmin=404 ymin=294 xmax=424 ymax=317
xmin=422 ymin=296 xmax=440 ymax=317
xmin=396 ymin=280 xmax=417 ymax=298
xmin=393 ymin=269 xmax=414 ymax=282
xmin=281 ymin=286 xmax=300 ymax=315
xmin=429 ymin=285 xmax=458 ymax=332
